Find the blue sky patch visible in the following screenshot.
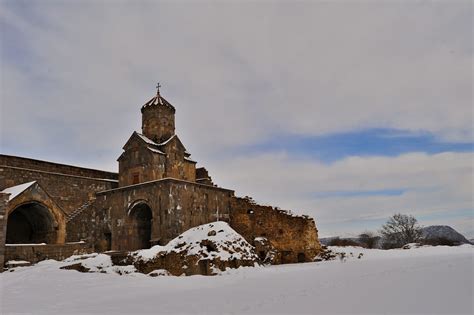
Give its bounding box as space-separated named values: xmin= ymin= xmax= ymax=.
xmin=232 ymin=128 xmax=473 ymax=162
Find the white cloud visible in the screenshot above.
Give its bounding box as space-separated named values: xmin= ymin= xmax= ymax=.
xmin=0 ymin=2 xmax=472 ymax=237
xmin=207 ymin=151 xmax=473 ymax=237
xmin=1 ymin=1 xmax=472 ymax=161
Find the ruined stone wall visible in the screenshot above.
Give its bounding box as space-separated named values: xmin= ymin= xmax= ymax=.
xmin=229 ymin=197 xmax=322 ymax=264
xmin=0 ymin=193 xmax=8 ymax=271
xmin=93 ymin=179 xmax=234 ymax=251
xmin=195 ymin=167 xmax=213 ymax=186
xmin=5 ymin=242 xmax=91 ymax=264
xmin=0 ymin=165 xmax=118 ymax=215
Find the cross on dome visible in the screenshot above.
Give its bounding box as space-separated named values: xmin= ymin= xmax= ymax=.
xmin=156 ymin=82 xmax=161 ymax=96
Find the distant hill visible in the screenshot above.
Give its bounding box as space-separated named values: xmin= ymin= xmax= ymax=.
xmin=319 ymin=237 xmax=338 ymax=246
xmin=421 ymin=225 xmax=471 ymax=245
xmin=321 ymin=225 xmax=471 ymax=247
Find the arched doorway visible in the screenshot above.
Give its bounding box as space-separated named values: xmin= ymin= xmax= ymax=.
xmin=6 ymin=202 xmax=57 ymax=244
xmin=128 ymin=202 xmax=152 ymax=250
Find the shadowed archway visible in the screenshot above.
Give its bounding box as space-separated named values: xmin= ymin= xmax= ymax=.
xmin=128 ymin=202 xmax=153 ymax=250
xmin=6 ymin=202 xmax=58 ymax=244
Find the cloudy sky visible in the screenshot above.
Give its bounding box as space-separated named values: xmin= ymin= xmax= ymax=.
xmin=1 ymin=0 xmax=472 ymax=238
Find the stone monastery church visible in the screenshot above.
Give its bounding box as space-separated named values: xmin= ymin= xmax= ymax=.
xmin=0 ymin=87 xmax=321 ymax=269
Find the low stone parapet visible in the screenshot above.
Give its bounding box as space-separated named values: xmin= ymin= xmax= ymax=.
xmin=4 ymin=242 xmax=91 ymax=266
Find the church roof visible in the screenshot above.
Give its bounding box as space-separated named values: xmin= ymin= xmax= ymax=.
xmin=136 ymin=133 xmax=190 ymax=154
xmin=119 ymin=132 xmax=193 ymax=161
xmin=136 ymin=132 xmax=162 ymax=148
xmin=141 ymin=93 xmax=175 ymax=113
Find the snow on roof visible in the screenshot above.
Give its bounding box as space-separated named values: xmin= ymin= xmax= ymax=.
xmin=135 ymin=132 xmax=158 ymax=146
xmin=1 ymin=181 xmax=36 ymax=201
xmin=147 ymin=147 xmax=165 ymax=155
xmin=184 ymin=157 xmax=197 ymax=163
xmin=142 ymin=95 xmax=176 ymax=112
xmin=135 ymin=221 xmax=258 ymax=262
xmin=134 ymin=133 xmax=192 ymax=157
xmin=156 ymin=134 xmax=176 ymax=146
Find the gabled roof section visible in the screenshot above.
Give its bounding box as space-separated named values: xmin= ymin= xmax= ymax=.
xmin=157 ymin=134 xmax=189 ymax=155
xmin=1 ymin=181 xmax=36 ymax=201
xmin=136 ymin=132 xmax=160 ymax=146
xmin=121 ymin=132 xmax=164 ymax=153
xmin=118 ymin=132 xmax=194 ymax=161
xmin=118 ymin=132 xmax=166 ymax=161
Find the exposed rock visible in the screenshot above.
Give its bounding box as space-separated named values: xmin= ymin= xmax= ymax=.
xmin=5 ymin=260 xmax=32 ymax=269
xmin=60 ymin=263 xmax=91 ymax=273
xmin=314 ymin=246 xmax=339 ymax=261
xmin=421 ymin=226 xmax=471 ymax=245
xmin=254 ymin=237 xmax=278 ymax=264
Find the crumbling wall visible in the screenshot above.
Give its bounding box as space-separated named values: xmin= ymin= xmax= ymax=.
xmin=195 ymin=167 xmax=214 ymax=186
xmin=229 ymin=197 xmax=322 ymax=264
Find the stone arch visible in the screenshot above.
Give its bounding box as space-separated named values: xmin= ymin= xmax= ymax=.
xmin=5 ymin=183 xmax=67 ymax=244
xmin=6 ymin=201 xmax=66 ymax=244
xmin=127 ymin=200 xmax=153 ymax=250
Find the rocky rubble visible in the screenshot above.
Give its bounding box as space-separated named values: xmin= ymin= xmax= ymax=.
xmin=61 ymin=222 xmax=260 ymax=276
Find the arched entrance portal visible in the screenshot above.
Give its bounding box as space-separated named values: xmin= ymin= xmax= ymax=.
xmin=6 ymin=202 xmax=57 ymax=244
xmin=129 ymin=202 xmax=152 ymax=250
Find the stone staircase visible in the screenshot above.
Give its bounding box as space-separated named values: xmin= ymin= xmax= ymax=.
xmin=66 ymin=198 xmax=95 ymax=223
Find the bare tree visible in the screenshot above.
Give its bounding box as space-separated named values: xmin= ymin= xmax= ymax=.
xmin=380 ymin=214 xmax=422 ymax=248
xmin=358 ymin=231 xmax=379 ymax=249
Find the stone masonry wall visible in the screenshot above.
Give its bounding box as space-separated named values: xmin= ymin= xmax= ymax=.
xmin=0 ymin=154 xmax=118 ymax=180
xmin=0 ymin=193 xmax=8 ymax=271
xmin=92 ymin=178 xmax=234 ymax=251
xmin=230 ymin=197 xmax=322 ymax=264
xmin=5 ymin=242 xmax=91 ymax=265
xmin=0 ymin=165 xmax=118 ymax=216
xmin=118 ymin=137 xmax=167 ymax=187
xmin=65 ymin=201 xmax=111 ymax=251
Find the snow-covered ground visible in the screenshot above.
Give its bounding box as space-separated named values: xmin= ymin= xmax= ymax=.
xmin=1 ymin=245 xmax=472 ymax=314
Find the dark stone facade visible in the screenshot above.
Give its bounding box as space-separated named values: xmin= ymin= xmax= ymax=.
xmin=0 ymin=89 xmax=322 ymax=269
xmin=88 ymin=178 xmax=233 ymax=251
xmin=0 ymin=193 xmax=8 ymax=269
